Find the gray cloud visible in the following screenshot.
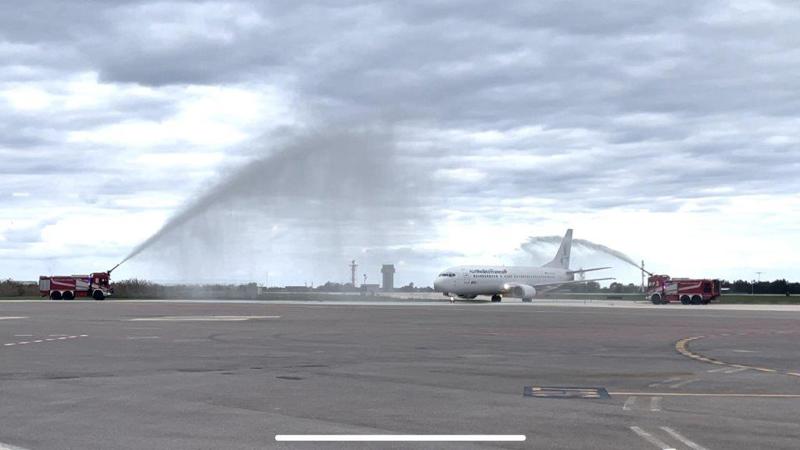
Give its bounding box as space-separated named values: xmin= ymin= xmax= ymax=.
xmin=2 ymin=0 xmax=799 ymax=282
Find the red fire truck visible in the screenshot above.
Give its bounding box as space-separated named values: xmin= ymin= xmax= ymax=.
xmin=39 ymin=271 xmax=113 ymax=300
xmin=646 ymin=274 xmax=721 ymax=305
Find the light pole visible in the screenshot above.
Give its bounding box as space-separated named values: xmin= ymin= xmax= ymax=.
xmin=755 ymin=272 xmax=763 ymax=295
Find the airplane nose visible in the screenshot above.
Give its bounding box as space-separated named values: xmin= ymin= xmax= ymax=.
xmin=433 ymin=279 xmax=442 ymax=292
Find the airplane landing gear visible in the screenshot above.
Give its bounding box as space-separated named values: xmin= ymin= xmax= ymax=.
xmin=449 ymin=296 xmax=455 ymax=303
xmin=491 ymin=295 xmax=502 ymax=302
xmin=522 ymin=298 xmax=533 ymax=303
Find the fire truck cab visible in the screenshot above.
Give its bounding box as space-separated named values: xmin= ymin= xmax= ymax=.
xmin=647 ymin=274 xmax=720 ymax=305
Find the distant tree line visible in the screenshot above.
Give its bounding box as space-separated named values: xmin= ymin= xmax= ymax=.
xmin=0 ymin=279 xmax=39 ymax=297
xmin=564 ymin=279 xmax=800 ymax=295
xmin=721 ymin=279 xmax=799 ymax=295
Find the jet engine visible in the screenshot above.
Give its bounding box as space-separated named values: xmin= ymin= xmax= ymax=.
xmin=509 ymin=284 xmax=536 ymax=300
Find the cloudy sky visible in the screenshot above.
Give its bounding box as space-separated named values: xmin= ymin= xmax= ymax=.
xmin=1 ymin=0 xmax=798 ymax=286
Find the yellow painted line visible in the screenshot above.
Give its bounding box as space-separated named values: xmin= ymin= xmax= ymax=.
xmin=130 ymin=315 xmax=281 ymax=321
xmin=610 ymin=392 xmax=800 ymax=398
xmin=675 ymin=335 xmax=796 ymax=378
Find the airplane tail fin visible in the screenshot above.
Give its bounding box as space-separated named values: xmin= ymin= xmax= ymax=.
xmin=543 ymin=229 xmax=572 ymax=269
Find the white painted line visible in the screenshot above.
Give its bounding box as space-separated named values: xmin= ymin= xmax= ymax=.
xmin=79 ymin=334 xmax=88 ymax=337
xmin=3 ymin=343 xmax=15 ymax=346
xmin=68 ymin=336 xmax=77 ymax=339
xmin=275 ymin=435 xmax=526 ymax=442
xmin=57 ymin=337 xmax=67 ymax=340
xmin=48 ymin=334 xmax=68 ymax=337
xmin=45 ymin=338 xmax=55 ymax=341
xmin=0 ymin=317 xmax=27 ymax=320
xmin=707 ymin=367 xmax=729 ymax=373
xmin=648 ymin=376 xmax=683 ymax=387
xmin=650 ymin=396 xmax=662 ymax=412
xmin=33 ymin=340 xmax=43 ymax=343
xmin=126 ymin=336 xmax=161 ymax=340
xmin=670 ymin=379 xmax=698 ymax=388
xmin=660 ymin=426 xmax=708 ymax=450
xmin=724 ymin=367 xmax=749 ymax=374
xmin=623 ymin=396 xmax=636 ymax=411
xmin=131 ymin=315 xmax=281 ymax=322
xmin=629 ymin=426 xmax=676 ymax=450
xmin=17 ymin=341 xmax=29 ymax=345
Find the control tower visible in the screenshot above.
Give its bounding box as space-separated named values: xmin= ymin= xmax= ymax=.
xmin=381 ymin=264 xmax=395 ymax=291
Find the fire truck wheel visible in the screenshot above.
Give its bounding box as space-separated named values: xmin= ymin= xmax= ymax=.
xmin=62 ymin=291 xmax=75 ymax=300
xmin=50 ymin=291 xmax=62 ymax=300
xmin=701 ymin=298 xmax=710 ymax=305
xmin=93 ymin=290 xmax=105 ymax=300
xmin=691 ymin=295 xmax=702 ymax=305
xmin=491 ymin=295 xmax=501 ymax=302
xmin=680 ymin=295 xmax=690 ymax=305
xmin=650 ymin=294 xmax=662 ymax=305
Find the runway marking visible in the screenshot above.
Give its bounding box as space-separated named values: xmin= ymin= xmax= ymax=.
xmin=127 ymin=336 xmax=161 ymax=340
xmin=275 ymin=435 xmax=526 ymax=442
xmin=524 ymin=386 xmax=609 ymax=399
xmin=629 ymin=426 xmax=676 ymax=450
xmin=660 ymin=427 xmax=708 ymax=450
xmin=650 ymin=396 xmax=662 ymax=411
xmin=670 ymin=379 xmax=698 ymax=388
xmin=623 ymin=396 xmax=636 ymax=410
xmin=3 ymin=335 xmax=87 ymax=348
xmin=611 ymin=392 xmax=800 ymax=398
xmin=130 ymin=315 xmax=281 ymax=322
xmin=0 ymin=317 xmax=27 ymax=320
xmin=648 ymin=376 xmax=683 ymax=388
xmin=706 ymin=367 xmax=729 ymax=373
xmin=675 ymin=335 xmax=797 ymax=378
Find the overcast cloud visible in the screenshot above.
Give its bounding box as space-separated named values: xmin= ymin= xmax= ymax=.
xmin=1 ymin=0 xmax=799 ymax=285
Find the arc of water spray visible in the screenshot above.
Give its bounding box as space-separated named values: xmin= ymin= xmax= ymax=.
xmin=521 ymin=235 xmax=646 ymax=272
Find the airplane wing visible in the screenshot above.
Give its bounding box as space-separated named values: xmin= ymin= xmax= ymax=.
xmin=534 ymin=277 xmax=615 ymax=288
xmin=566 ymin=267 xmax=612 ymax=275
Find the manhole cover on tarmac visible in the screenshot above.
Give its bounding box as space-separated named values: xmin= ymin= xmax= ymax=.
xmin=524 ymin=386 xmax=609 ymax=399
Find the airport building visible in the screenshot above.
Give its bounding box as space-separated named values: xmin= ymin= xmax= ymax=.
xmin=381 ymin=264 xmax=395 ymax=291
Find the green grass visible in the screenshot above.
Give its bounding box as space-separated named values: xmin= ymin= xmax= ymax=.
xmin=716 ymin=294 xmax=800 ymax=304
xmin=542 ymin=292 xmax=800 ymax=304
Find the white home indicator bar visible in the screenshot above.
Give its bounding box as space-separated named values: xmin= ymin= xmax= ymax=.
xmin=275 ymin=435 xmax=526 ymax=442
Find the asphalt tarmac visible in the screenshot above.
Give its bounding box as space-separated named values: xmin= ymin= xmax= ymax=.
xmin=1 ymin=299 xmax=799 ymax=449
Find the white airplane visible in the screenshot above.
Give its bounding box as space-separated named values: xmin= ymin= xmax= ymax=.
xmin=433 ymin=229 xmax=612 ymax=302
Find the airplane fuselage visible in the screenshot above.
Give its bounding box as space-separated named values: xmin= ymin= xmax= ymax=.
xmin=433 ymin=265 xmax=573 ymax=297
